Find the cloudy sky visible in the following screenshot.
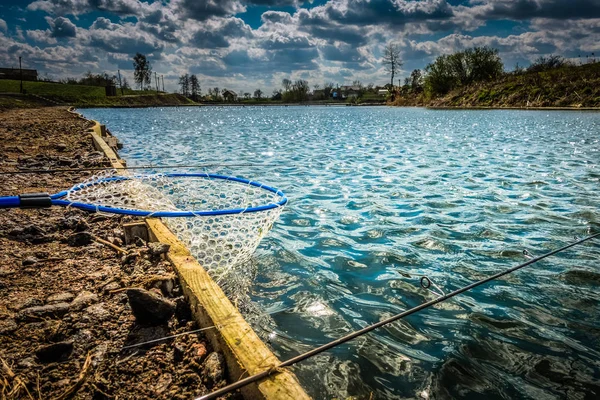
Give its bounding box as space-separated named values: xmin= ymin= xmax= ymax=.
xmin=0 ymin=0 xmax=599 ymax=93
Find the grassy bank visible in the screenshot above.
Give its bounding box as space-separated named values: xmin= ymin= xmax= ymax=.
xmin=392 ymin=62 xmax=600 ymax=109
xmin=0 ymin=79 xmax=196 ymax=108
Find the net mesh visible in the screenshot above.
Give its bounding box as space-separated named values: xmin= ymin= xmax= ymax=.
xmin=63 ymin=172 xmax=285 ymax=300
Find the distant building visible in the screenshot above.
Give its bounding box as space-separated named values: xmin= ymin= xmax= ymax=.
xmin=378 ymin=89 xmax=388 ymax=95
xmin=222 ymin=89 xmax=238 ymax=102
xmin=0 ymin=68 xmax=38 ymax=81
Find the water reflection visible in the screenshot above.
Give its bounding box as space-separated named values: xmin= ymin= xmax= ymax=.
xmin=81 ymin=107 xmax=600 ymax=399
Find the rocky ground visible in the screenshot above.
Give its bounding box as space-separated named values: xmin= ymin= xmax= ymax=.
xmin=0 ymin=107 xmax=236 ymax=399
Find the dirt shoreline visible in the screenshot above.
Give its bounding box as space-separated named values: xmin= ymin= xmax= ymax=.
xmin=0 ymin=107 xmax=236 ymax=399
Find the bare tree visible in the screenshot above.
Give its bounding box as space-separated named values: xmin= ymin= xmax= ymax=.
xmin=382 ymin=42 xmax=402 ymax=89
xmin=254 ymin=88 xmax=263 ymax=99
xmin=282 ymin=78 xmax=292 ymax=92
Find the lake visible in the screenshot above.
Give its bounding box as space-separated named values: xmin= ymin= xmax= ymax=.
xmin=81 ymin=106 xmax=600 ymax=399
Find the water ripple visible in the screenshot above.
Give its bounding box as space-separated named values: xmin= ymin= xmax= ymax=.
xmin=81 ymin=106 xmax=600 ymax=400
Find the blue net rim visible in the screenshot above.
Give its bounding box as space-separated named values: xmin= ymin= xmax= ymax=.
xmin=50 ymin=173 xmax=288 ymax=217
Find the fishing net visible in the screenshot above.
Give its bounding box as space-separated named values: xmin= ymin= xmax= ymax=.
xmin=61 ymin=171 xmax=286 ymax=299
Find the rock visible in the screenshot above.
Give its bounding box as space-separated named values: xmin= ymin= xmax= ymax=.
xmin=70 ymin=291 xmax=99 ymax=310
xmin=0 ymin=318 xmax=17 ymax=334
xmin=201 ymin=352 xmax=225 ymax=385
xmin=22 ymin=256 xmax=38 ymax=266
xmin=55 ymin=142 xmax=68 ymax=152
xmin=192 ymin=343 xmax=207 ymax=361
xmin=127 ymin=325 xmax=169 ymax=348
xmin=84 ymin=303 xmax=111 ymax=322
xmin=35 ymin=341 xmax=73 ymax=363
xmin=16 ymin=297 xmax=43 ymax=310
xmin=18 ymin=303 xmax=71 ymax=321
xmin=173 ymin=343 xmax=186 ymax=363
xmin=148 ymin=242 xmax=170 ymax=256
xmin=121 ymin=251 xmax=138 ymax=266
xmin=126 ymin=288 xmax=176 ymax=325
xmin=17 ymin=357 xmax=36 ymax=368
xmin=154 ymin=373 xmax=172 ymax=395
xmin=67 ymin=232 xmax=93 ymax=247
xmin=9 ymin=224 xmax=48 ymax=243
xmin=102 ymin=281 xmax=121 ymax=294
xmin=46 ymin=292 xmax=75 ymax=304
xmin=61 ymin=216 xmax=89 ymax=232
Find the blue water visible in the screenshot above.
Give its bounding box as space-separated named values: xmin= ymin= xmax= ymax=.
xmin=81 ymin=106 xmax=600 ymax=399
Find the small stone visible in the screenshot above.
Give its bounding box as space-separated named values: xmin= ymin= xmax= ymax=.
xmin=17 ymin=357 xmax=36 ymax=368
xmin=67 ymin=232 xmax=93 ymax=247
xmin=201 ymin=352 xmax=225 ymax=385
xmin=0 ymin=318 xmax=17 ymax=334
xmin=22 ymin=256 xmax=38 ymax=266
xmin=70 ymin=291 xmax=99 ymax=310
xmin=192 ymin=343 xmax=207 ymax=361
xmin=148 ymin=242 xmax=170 ymax=256
xmin=18 ymin=303 xmax=71 ymax=321
xmin=55 ymin=142 xmax=68 ymax=152
xmin=46 ymin=292 xmax=75 ymax=304
xmin=126 ymin=288 xmax=176 ymax=325
xmin=173 ymin=343 xmax=186 ymax=363
xmin=102 ymin=282 xmax=121 ymax=293
xmin=16 ymin=298 xmax=43 ymax=310
xmin=85 ymin=303 xmax=111 ymax=322
xmin=121 ymin=251 xmax=138 ymax=266
xmin=154 ymin=373 xmax=172 ymax=395
xmin=36 ymin=341 xmax=73 ymax=363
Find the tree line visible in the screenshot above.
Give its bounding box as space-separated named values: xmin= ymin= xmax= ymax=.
xmin=383 ymin=42 xmax=590 ymax=99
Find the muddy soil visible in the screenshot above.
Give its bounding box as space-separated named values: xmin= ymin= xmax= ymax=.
xmin=0 ymin=107 xmax=235 ymax=399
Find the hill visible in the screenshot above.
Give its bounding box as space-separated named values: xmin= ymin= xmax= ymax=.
xmin=0 ymin=79 xmax=196 ymax=108
xmin=392 ymin=62 xmax=600 ymax=109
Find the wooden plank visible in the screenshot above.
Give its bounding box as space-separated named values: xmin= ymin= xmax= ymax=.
xmin=147 ymin=220 xmax=310 ymax=400
xmin=85 ymin=117 xmax=310 ymax=400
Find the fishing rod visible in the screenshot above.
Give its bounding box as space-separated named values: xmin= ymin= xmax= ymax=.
xmin=196 ymin=232 xmax=600 ymax=400
xmin=0 ymin=163 xmax=277 ymax=175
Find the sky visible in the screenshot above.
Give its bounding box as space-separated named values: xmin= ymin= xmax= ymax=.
xmin=0 ymin=0 xmax=599 ymax=94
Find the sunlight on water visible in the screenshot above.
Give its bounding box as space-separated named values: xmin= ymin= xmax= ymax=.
xmin=82 ymin=106 xmax=600 ymax=399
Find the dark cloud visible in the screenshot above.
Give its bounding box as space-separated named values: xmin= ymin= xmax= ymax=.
xmin=475 ymin=0 xmax=600 ymax=20
xmin=322 ymin=0 xmax=455 ymax=27
xmin=221 ymin=47 xmax=319 ymax=76
xmin=190 ymin=18 xmax=252 ymax=49
xmin=49 ymin=16 xmax=77 ymax=37
xmin=299 ymin=24 xmax=367 ymax=45
xmin=173 ymin=0 xmax=244 ymax=21
xmin=27 ymin=0 xmax=146 ymax=16
xmin=88 ymin=0 xmax=142 ymax=15
xmin=320 ymin=44 xmax=364 ymax=62
xmin=88 ymin=17 xmax=162 ymax=54
xmin=246 ymin=0 xmax=299 ymax=5
xmin=191 ymin=30 xmax=230 ymax=48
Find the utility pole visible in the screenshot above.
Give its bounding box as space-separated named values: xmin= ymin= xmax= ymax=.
xmin=117 ymin=69 xmax=123 ymax=95
xmin=19 ymin=56 xmax=23 ymax=94
xmin=155 ymin=72 xmax=159 ymax=92
xmin=161 ymin=75 xmax=164 ymax=92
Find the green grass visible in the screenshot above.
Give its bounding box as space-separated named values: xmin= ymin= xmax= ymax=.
xmin=0 ymin=79 xmax=192 ymax=107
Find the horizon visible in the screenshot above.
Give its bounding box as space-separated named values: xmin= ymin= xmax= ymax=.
xmin=0 ymin=0 xmax=599 ymax=94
